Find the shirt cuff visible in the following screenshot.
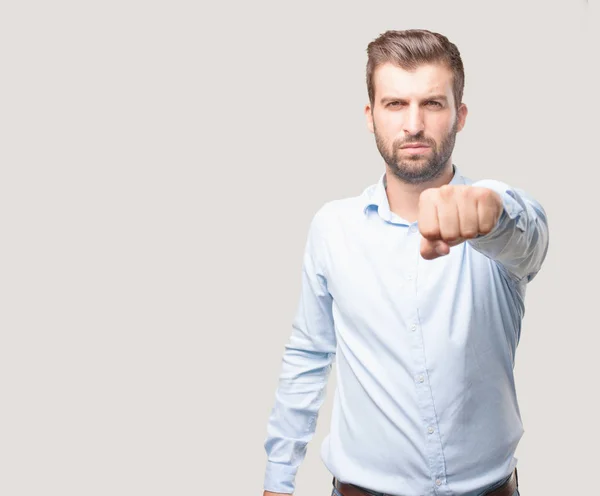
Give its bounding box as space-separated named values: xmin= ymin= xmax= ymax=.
xmin=264 ymin=461 xmax=298 ymax=494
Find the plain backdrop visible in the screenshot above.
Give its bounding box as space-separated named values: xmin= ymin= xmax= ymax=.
xmin=1 ymin=1 xmax=598 ymax=495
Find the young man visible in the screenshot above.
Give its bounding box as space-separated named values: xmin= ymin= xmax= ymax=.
xmin=263 ymin=29 xmax=548 ymax=496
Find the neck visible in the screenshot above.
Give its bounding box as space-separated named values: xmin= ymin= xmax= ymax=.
xmin=385 ymin=162 xmax=455 ymax=223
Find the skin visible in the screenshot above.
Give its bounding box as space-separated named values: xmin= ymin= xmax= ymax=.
xmin=263 ymin=61 xmax=503 ymax=496
xmin=364 ymin=62 xmax=503 ymax=260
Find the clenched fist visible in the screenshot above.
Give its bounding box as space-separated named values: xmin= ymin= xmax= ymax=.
xmin=418 ymin=185 xmax=503 ymax=260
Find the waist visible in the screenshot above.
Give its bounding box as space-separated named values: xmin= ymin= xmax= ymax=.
xmin=322 ymin=427 xmax=523 ymax=495
xmin=334 ymin=467 xmax=518 ymax=496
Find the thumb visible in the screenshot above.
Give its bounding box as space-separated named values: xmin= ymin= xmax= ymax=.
xmin=420 ymin=237 xmax=450 ymax=260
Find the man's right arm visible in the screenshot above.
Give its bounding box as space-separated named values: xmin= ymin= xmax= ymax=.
xmin=263 ymin=208 xmax=336 ymax=495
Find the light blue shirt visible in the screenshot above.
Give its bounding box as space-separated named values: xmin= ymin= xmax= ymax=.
xmin=264 ymin=166 xmax=549 ymax=496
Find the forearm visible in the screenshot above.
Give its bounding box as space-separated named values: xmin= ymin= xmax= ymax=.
xmin=264 ymin=206 xmax=336 ymax=494
xmin=468 ymin=180 xmax=549 ymax=283
xmin=263 ymin=283 xmax=336 ymax=493
xmin=264 ymin=346 xmax=334 ymax=494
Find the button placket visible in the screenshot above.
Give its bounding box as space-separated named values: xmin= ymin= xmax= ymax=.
xmin=404 ymin=224 xmax=448 ymax=495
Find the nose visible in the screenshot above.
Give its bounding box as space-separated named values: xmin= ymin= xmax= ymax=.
xmin=403 ymin=105 xmax=425 ymax=136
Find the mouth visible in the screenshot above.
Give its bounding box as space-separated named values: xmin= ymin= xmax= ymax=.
xmin=400 ymin=143 xmax=430 ymax=149
xmin=399 ymin=144 xmax=430 ymax=154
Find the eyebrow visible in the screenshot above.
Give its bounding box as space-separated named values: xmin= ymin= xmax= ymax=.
xmin=380 ymin=95 xmax=449 ymax=105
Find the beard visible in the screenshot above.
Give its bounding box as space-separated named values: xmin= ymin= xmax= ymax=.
xmin=374 ymin=120 xmax=459 ymax=185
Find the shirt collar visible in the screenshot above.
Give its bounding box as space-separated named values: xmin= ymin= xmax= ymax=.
xmin=363 ymin=164 xmax=466 ymax=220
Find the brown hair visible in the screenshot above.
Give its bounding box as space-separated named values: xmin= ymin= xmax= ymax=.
xmin=366 ymin=29 xmax=465 ymax=109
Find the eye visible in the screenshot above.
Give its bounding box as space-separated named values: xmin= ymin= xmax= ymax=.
xmin=426 ymin=101 xmax=443 ymax=108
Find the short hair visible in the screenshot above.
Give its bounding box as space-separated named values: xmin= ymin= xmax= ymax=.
xmin=366 ymin=29 xmax=465 ymax=109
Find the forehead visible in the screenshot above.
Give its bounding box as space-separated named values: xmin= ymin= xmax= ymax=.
xmin=373 ymin=62 xmax=454 ymax=100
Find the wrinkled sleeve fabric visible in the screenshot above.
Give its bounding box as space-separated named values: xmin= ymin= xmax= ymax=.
xmin=468 ymin=179 xmax=549 ymax=284
xmin=263 ymin=207 xmax=336 ymax=494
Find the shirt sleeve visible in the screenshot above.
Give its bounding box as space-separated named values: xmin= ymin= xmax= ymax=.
xmin=468 ymin=179 xmax=550 ymax=284
xmin=263 ymin=207 xmax=336 ymax=494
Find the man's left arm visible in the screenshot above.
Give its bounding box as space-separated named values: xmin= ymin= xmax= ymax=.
xmin=468 ymin=180 xmax=549 ymax=284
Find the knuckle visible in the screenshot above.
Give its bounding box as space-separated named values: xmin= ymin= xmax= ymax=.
xmin=476 ymin=187 xmax=493 ymax=202
xmin=420 ymin=188 xmax=437 ymax=203
xmin=462 ymin=187 xmax=475 ymax=201
xmin=439 ymin=184 xmax=454 ymax=198
xmin=465 ymin=185 xmax=478 ymax=197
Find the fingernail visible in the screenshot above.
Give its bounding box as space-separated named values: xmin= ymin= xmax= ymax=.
xmin=435 ymin=245 xmax=446 ymax=256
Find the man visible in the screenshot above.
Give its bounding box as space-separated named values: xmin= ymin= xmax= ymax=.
xmin=263 ymin=29 xmax=548 ymax=496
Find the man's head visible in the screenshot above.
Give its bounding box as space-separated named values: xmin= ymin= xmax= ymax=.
xmin=364 ymin=29 xmax=468 ymax=184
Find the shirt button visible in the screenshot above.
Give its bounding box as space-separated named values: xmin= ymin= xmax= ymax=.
xmin=409 ymin=225 xmax=417 ymax=233
xmin=418 ymin=375 xmax=425 ymax=383
xmin=428 ymin=426 xmax=434 ymax=434
xmin=435 ymin=479 xmax=442 ymax=486
xmin=411 ymin=325 xmax=417 ymax=332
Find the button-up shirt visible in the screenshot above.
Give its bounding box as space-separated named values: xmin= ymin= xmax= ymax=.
xmin=263 ymin=166 xmax=549 ymax=496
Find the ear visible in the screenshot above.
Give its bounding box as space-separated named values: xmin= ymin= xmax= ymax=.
xmin=456 ymin=103 xmax=468 ymax=132
xmin=365 ymin=104 xmax=374 ymax=133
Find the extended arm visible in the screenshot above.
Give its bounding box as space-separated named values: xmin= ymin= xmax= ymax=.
xmin=468 ymin=180 xmax=549 ymax=284
xmin=418 ymin=180 xmax=549 ymax=284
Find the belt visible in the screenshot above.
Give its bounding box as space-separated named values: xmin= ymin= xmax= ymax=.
xmin=333 ymin=468 xmax=518 ymax=496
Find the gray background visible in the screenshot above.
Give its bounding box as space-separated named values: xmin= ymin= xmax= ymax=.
xmin=1 ymin=1 xmax=598 ymax=495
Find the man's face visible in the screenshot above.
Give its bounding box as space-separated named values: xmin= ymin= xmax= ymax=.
xmin=365 ymin=62 xmax=468 ymax=184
